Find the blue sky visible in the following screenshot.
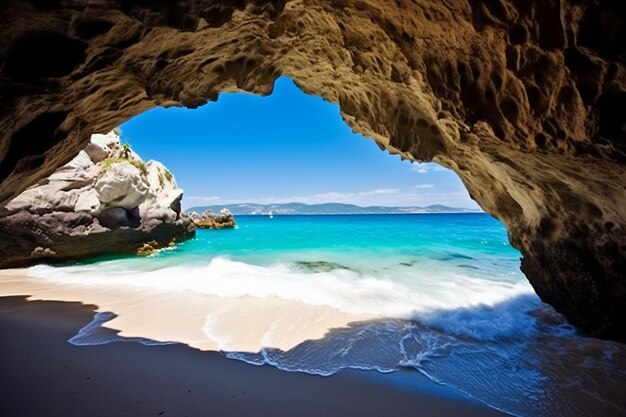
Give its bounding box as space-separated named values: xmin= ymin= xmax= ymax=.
xmin=120 ymin=76 xmax=480 ymax=210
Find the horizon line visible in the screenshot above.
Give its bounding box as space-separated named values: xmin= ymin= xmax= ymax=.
xmin=185 ymin=201 xmax=484 ymax=211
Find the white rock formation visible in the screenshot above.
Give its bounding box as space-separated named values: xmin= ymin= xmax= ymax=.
xmin=95 ymin=162 xmax=149 ymax=210
xmin=0 ymin=131 xmax=194 ymax=266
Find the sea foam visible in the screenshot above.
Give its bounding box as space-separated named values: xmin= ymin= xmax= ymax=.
xmin=27 ymin=256 xmax=536 ymax=340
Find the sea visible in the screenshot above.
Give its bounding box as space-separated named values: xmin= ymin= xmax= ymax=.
xmin=25 ymin=213 xmax=626 ymax=417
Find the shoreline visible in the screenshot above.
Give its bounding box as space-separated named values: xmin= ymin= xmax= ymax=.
xmin=0 ymin=271 xmax=379 ymax=353
xmin=0 ymin=271 xmax=509 ymax=417
xmin=0 ymin=295 xmax=508 ymax=417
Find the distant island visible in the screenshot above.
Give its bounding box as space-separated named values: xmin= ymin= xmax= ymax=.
xmin=187 ymin=202 xmax=482 ymax=215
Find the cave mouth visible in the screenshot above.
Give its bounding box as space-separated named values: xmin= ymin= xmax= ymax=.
xmin=7 ymin=74 xmax=530 ymax=335
xmin=109 ymin=75 xmax=527 ymax=298
xmin=80 ymin=75 xmax=537 ymax=345
xmin=120 ymin=76 xmax=482 ymax=213
xmin=5 ymin=76 xmax=625 ymax=417
xmin=109 ymin=74 xmax=530 ymax=309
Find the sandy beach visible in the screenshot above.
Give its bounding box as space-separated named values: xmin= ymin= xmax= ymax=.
xmin=0 ymin=270 xmax=380 ymax=353
xmin=0 ymin=271 xmax=508 ymax=417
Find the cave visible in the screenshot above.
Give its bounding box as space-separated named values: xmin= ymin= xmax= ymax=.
xmin=0 ymin=0 xmax=624 ymax=341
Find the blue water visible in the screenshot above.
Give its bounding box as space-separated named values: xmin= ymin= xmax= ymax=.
xmin=28 ymin=214 xmax=626 ymax=417
xmin=157 ymin=213 xmax=520 ymax=281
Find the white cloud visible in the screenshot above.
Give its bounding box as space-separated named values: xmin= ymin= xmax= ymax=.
xmin=410 ymin=162 xmax=451 ymax=174
xmin=413 ymin=184 xmax=434 ymax=189
xmin=356 ymin=188 xmax=400 ymax=196
xmin=393 ymin=191 xmax=482 ymax=209
xmin=248 ymin=188 xmax=401 ymax=205
xmin=410 ymin=164 xmax=428 ymax=174
xmin=186 ymin=195 xmax=220 ymax=202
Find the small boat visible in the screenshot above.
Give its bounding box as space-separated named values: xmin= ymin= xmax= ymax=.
xmin=269 ymin=211 xmax=274 ymax=219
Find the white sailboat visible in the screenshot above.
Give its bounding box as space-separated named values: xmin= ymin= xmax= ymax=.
xmin=269 ymin=211 xmax=274 ymax=219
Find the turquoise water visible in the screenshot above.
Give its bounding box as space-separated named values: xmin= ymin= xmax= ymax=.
xmin=163 ymin=213 xmax=521 ymax=282
xmin=29 ymin=214 xmax=626 ymax=417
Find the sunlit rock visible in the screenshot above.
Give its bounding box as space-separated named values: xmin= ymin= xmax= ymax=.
xmin=95 ymin=162 xmax=149 ymax=210
xmin=190 ymin=209 xmax=236 ymax=229
xmin=0 ymin=132 xmax=195 ymax=266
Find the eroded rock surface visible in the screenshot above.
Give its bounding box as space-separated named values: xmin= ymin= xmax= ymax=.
xmin=190 ymin=209 xmax=236 ymax=229
xmin=0 ymin=1 xmax=624 ymax=339
xmin=0 ymin=132 xmax=195 ymax=266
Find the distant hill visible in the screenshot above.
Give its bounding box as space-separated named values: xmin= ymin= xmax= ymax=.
xmin=187 ymin=202 xmax=482 ymax=215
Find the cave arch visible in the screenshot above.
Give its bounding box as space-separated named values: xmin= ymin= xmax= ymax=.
xmin=0 ymin=0 xmax=624 ymax=340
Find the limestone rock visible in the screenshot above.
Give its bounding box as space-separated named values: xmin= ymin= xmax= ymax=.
xmin=136 ymin=241 xmax=160 ymax=256
xmin=85 ymin=132 xmax=119 ymax=163
xmin=137 ymin=161 xmax=183 ymax=224
xmin=74 ymin=189 xmax=100 ymax=213
xmin=95 ymin=162 xmax=149 ymax=210
xmin=0 ymin=132 xmax=195 ymax=266
xmin=30 ymin=247 xmax=56 ymax=258
xmin=190 ymin=209 xmax=236 ymax=229
xmin=0 ymin=1 xmax=624 ymax=339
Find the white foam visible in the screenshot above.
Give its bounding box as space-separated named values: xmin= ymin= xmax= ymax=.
xmin=27 ymin=256 xmax=536 ymax=340
xmin=418 ymin=294 xmax=542 ymax=341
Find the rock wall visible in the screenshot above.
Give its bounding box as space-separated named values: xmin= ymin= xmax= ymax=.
xmin=0 ymin=132 xmax=195 ymax=266
xmin=0 ymin=1 xmax=624 ymax=339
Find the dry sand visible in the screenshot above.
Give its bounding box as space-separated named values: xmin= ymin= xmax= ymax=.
xmin=0 ymin=271 xmax=508 ymax=416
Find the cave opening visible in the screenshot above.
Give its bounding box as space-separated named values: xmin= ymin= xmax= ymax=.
xmin=89 ymin=74 xmax=534 ymax=351
xmin=120 ymin=76 xmax=481 ymax=214
xmin=108 ymin=75 xmax=524 ymax=288
xmin=7 ymin=74 xmax=624 ymax=417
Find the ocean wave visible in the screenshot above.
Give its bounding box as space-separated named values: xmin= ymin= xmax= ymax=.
xmin=417 ymin=294 xmax=543 ymax=341
xmin=28 ymin=256 xmax=536 ymax=340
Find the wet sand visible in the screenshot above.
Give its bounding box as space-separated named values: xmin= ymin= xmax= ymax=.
xmin=0 ymin=271 xmax=378 ymax=352
xmin=0 ymin=282 xmax=508 ymax=416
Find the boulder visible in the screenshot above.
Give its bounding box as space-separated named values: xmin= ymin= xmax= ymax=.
xmin=190 ymin=209 xmax=236 ymax=229
xmin=137 ymin=161 xmax=183 ymax=224
xmin=95 ymin=162 xmax=149 ymax=210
